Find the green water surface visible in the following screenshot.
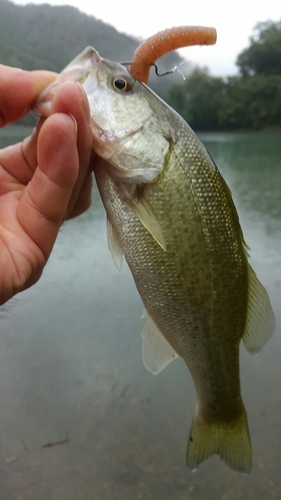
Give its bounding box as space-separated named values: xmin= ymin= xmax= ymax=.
xmin=0 ymin=127 xmax=280 ymax=499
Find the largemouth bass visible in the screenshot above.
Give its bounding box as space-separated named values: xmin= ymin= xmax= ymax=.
xmin=36 ymin=47 xmax=275 ymax=473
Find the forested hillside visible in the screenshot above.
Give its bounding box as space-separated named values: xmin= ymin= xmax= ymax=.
xmin=0 ymin=0 xmax=184 ymax=97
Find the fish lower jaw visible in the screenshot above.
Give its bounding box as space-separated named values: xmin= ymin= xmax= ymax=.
xmin=91 ymin=129 xmax=134 ymax=166
xmin=91 ymin=126 xmax=115 ymax=144
xmin=91 ymin=130 xmax=116 ymax=160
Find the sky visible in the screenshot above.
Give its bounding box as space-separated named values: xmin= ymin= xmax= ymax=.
xmin=13 ymin=0 xmax=281 ymax=76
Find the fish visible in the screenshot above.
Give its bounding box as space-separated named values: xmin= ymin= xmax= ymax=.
xmin=35 ymin=47 xmax=275 ymax=473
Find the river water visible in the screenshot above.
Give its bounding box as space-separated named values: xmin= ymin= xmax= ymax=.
xmin=0 ymin=127 xmax=280 ymax=499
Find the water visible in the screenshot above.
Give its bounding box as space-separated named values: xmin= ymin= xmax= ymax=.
xmin=0 ymin=127 xmax=280 ymax=499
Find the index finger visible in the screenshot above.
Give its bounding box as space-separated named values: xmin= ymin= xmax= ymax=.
xmin=0 ymin=65 xmax=56 ymax=127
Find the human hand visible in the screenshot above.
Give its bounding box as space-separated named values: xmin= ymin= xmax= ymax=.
xmin=0 ymin=65 xmax=93 ymax=305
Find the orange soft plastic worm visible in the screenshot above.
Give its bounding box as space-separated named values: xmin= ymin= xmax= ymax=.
xmin=129 ymin=26 xmax=217 ymax=84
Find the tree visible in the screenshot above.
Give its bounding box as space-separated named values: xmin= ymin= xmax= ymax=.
xmin=237 ymin=21 xmax=281 ymax=76
xmin=218 ymin=75 xmax=281 ymax=129
xmin=167 ymin=68 xmax=225 ymax=130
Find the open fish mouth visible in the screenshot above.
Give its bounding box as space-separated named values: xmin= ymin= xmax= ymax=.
xmin=33 ymin=46 xmax=101 ymax=116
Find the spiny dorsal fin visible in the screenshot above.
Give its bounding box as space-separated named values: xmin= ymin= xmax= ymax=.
xmin=106 ymin=216 xmax=123 ymax=270
xmin=127 ymin=197 xmax=166 ymax=251
xmin=141 ymin=309 xmax=178 ymax=374
xmin=242 ymin=264 xmax=275 ymax=354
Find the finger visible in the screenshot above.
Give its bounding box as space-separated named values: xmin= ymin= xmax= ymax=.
xmin=0 ymin=66 xmax=56 ymax=126
xmin=0 ymin=119 xmax=44 ymax=191
xmin=0 ymin=81 xmax=92 ymax=188
xmin=50 ymin=81 xmax=93 ymax=212
xmin=66 ymin=150 xmax=97 ymax=219
xmin=66 ymin=170 xmax=93 ymax=219
xmin=17 ymin=113 xmax=79 ymax=260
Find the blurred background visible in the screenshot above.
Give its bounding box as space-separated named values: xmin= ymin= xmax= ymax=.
xmin=0 ymin=1 xmax=281 ymax=498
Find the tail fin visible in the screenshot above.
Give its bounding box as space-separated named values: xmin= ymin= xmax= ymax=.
xmin=186 ymin=406 xmax=252 ymax=473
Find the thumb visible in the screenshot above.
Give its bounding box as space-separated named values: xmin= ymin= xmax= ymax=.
xmin=18 ymin=112 xmax=79 ymax=260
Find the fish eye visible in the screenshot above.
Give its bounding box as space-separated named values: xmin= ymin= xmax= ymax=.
xmin=112 ymin=76 xmax=132 ymax=92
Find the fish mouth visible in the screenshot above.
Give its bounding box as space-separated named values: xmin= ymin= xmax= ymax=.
xmin=33 ymin=46 xmax=101 ymax=116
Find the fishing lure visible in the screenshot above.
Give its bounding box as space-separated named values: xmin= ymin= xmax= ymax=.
xmin=129 ymin=26 xmax=217 ymax=84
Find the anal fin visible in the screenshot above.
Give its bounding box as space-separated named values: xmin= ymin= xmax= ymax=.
xmin=141 ymin=309 xmax=179 ymax=374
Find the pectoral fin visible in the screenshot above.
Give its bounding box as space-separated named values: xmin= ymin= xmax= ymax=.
xmin=242 ymin=264 xmax=275 ymax=354
xmin=141 ymin=310 xmax=179 ymax=374
xmin=106 ymin=216 xmax=123 ymax=270
xmin=127 ymin=197 xmax=166 ymax=251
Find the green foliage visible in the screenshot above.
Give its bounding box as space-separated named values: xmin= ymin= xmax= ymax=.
xmin=167 ymin=70 xmax=281 ymax=131
xmin=237 ymin=21 xmax=281 ymax=76
xmin=167 ymin=68 xmax=225 ymax=130
xmin=219 ymin=75 xmax=281 ymax=130
xmin=167 ymin=20 xmax=281 ymax=131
